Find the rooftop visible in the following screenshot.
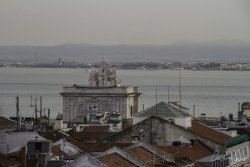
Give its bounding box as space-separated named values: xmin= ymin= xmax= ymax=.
xmin=70 ymin=142 xmax=132 ymax=153
xmin=134 ymin=102 xmax=191 ymax=118
xmin=97 ymin=147 xmax=146 ymax=167
xmin=0 ymin=116 xmax=18 ymax=130
xmin=126 ymin=146 xmax=171 ymax=166
xmin=192 ymin=120 xmax=231 ymax=145
xmin=39 ymin=130 xmax=70 ymax=142
xmin=157 ymin=140 xmax=213 ymax=161
xmin=98 ymin=153 xmax=138 ymax=167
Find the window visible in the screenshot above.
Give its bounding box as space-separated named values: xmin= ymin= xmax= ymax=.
xmin=232 ymin=151 xmax=235 ymax=162
xmin=244 ymin=147 xmax=247 ymax=158
xmin=35 ymin=143 xmax=42 ymax=151
xmin=236 ymin=151 xmax=240 ymax=161
xmin=240 ymin=148 xmax=243 ymax=159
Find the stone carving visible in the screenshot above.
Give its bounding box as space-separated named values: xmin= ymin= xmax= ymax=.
xmin=79 ymin=97 xmax=113 ymax=115
xmin=88 ymin=58 xmax=121 ymax=87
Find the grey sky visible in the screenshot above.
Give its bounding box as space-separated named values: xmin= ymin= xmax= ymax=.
xmin=0 ymin=0 xmax=250 ymax=45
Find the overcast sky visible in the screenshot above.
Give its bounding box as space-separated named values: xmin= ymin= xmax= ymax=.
xmin=0 ymin=0 xmax=250 ymax=45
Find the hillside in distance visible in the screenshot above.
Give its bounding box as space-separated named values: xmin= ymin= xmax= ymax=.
xmin=0 ymin=40 xmax=250 ymax=63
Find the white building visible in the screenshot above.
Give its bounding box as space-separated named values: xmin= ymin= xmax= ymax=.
xmin=0 ymin=132 xmax=45 ymax=153
xmin=225 ymin=135 xmax=250 ymax=166
xmin=61 ymin=59 xmax=141 ymax=123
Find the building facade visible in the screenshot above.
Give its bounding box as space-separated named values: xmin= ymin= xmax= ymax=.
xmin=61 ymin=59 xmax=141 ymax=123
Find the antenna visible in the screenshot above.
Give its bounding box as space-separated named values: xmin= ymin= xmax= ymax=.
xmin=102 ymin=48 xmax=104 ymax=62
xmin=156 ymin=82 xmax=158 ymax=116
xmin=30 ymin=96 xmax=38 ymax=130
xmin=168 ymin=83 xmax=170 ymax=104
xmin=16 ymin=96 xmax=20 ymax=130
xmin=35 ymin=48 xmax=38 ymax=65
xmin=179 ymin=63 xmax=182 ymax=111
xmin=34 ymin=97 xmax=38 ymax=129
xmin=40 ymin=96 xmax=42 ymax=117
xmin=193 ymin=105 xmax=195 ymax=117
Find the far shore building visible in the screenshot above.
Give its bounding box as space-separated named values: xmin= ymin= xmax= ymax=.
xmin=60 ymin=59 xmax=141 ymax=124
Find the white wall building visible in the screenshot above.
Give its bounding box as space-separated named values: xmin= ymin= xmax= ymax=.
xmin=61 ymin=60 xmax=140 ymax=123
xmin=0 ymin=132 xmax=45 ymax=153
xmin=226 ymin=140 xmax=250 ymax=166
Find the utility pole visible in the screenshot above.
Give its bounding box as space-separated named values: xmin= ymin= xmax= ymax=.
xmin=43 ymin=108 xmax=50 ymax=125
xmin=193 ymin=105 xmax=196 ymax=118
xmin=179 ymin=63 xmax=182 ymax=111
xmin=48 ymin=109 xmax=50 ymax=125
xmin=156 ymin=82 xmax=158 ymax=116
xmin=35 ymin=48 xmax=38 ymax=65
xmin=40 ymin=96 xmax=42 ymax=117
xmin=30 ymin=96 xmax=38 ymax=130
xmin=168 ymin=84 xmax=170 ymax=104
xmin=35 ymin=98 xmax=38 ymax=129
xmin=16 ymin=96 xmax=20 ymax=130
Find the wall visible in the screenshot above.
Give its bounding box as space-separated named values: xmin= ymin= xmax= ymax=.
xmin=109 ymin=117 xmax=196 ymax=145
xmin=226 ymin=141 xmax=250 ymax=166
xmin=61 ymin=86 xmax=140 ymax=122
xmin=105 ymin=116 xmax=223 ymax=153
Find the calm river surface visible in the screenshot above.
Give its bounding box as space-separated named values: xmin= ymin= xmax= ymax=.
xmin=0 ymin=67 xmax=250 ymax=118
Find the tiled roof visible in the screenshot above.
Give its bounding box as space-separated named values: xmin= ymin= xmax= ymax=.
xmin=68 ymin=154 xmax=107 ymax=167
xmin=157 ymin=140 xmax=213 ymax=161
xmin=98 ymin=153 xmax=137 ymax=167
xmin=51 ymin=145 xmax=82 ymax=160
xmin=126 ymin=146 xmax=172 ymax=166
xmin=192 ymin=120 xmax=231 ymax=145
xmin=134 ymin=102 xmax=191 ymax=118
xmin=0 ymin=151 xmax=22 ymax=167
xmin=51 ymin=145 xmax=68 ymax=157
xmin=70 ymin=142 xmax=132 ymax=153
xmin=101 ymin=116 xmax=187 ymax=142
xmin=39 ymin=130 xmax=68 ymax=142
xmin=68 ymin=131 xmax=115 ymax=142
xmin=82 ymin=125 xmax=109 ymax=132
xmin=96 ymin=143 xmax=194 ymax=167
xmin=0 ymin=116 xmax=18 ymax=129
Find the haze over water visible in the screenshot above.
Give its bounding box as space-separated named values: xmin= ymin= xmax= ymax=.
xmin=0 ymin=67 xmax=249 ymax=118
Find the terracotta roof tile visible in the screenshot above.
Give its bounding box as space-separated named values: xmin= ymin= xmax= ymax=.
xmin=157 ymin=140 xmax=213 ymax=161
xmin=82 ymin=126 xmax=109 ymax=132
xmin=68 ymin=131 xmax=116 ymax=142
xmin=39 ymin=130 xmax=67 ymax=142
xmin=192 ymin=120 xmax=231 ymax=145
xmin=97 ymin=153 xmax=137 ymax=167
xmin=0 ymin=116 xmax=18 ymax=129
xmin=125 ymin=146 xmax=169 ymax=166
xmin=0 ymin=152 xmax=22 ymax=167
xmin=70 ymin=142 xmax=132 ymax=153
xmin=51 ymin=145 xmax=83 ymax=160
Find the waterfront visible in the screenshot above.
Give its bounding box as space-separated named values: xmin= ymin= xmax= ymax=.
xmin=0 ymin=67 xmax=250 ymax=118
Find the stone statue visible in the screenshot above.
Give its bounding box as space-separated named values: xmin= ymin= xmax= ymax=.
xmin=88 ymin=58 xmax=121 ymax=87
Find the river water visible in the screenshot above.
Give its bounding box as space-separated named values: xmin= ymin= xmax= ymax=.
xmin=0 ymin=68 xmax=250 ymax=118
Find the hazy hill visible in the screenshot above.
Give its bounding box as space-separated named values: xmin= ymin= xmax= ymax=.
xmin=0 ymin=40 xmax=250 ymax=63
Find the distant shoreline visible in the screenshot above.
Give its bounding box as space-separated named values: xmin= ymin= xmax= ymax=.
xmin=1 ymin=66 xmax=250 ymax=72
